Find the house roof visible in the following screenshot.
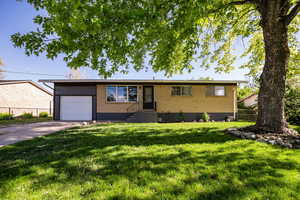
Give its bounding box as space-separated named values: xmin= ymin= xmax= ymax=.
xmin=238 ymin=93 xmax=258 ymax=103
xmin=0 ymin=80 xmax=53 ymax=96
xmin=39 ymin=79 xmax=247 ymax=85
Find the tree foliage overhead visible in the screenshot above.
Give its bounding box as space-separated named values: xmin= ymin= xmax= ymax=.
xmin=12 ymin=0 xmax=299 ymax=78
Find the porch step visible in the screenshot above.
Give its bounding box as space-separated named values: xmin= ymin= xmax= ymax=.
xmin=126 ymin=111 xmax=158 ymax=123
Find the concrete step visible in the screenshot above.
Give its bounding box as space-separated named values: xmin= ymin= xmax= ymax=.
xmin=126 ymin=111 xmax=158 ymax=123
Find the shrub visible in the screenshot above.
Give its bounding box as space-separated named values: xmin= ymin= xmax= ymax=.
xmin=0 ymin=113 xmax=13 ymax=120
xmin=237 ymin=102 xmax=247 ymax=109
xmin=21 ymin=112 xmax=33 ymax=119
xmin=39 ymin=112 xmax=49 ymax=118
xmin=202 ymin=112 xmax=210 ymax=122
xmin=178 ymin=111 xmax=185 ymax=122
xmin=285 ymin=86 xmax=300 ymax=125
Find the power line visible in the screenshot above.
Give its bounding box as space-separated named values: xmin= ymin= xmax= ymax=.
xmin=0 ymin=70 xmax=65 ymax=77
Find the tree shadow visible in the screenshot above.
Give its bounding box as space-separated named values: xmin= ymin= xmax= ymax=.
xmin=0 ymin=123 xmax=300 ymax=199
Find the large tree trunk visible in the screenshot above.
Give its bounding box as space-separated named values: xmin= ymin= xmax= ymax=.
xmin=255 ymin=1 xmax=290 ymax=133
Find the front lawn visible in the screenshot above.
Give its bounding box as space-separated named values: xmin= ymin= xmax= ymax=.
xmin=0 ymin=122 xmax=300 ymax=200
xmin=0 ymin=117 xmax=52 ymax=128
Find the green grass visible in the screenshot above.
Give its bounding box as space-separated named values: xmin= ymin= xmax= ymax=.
xmin=0 ymin=117 xmax=52 ymax=128
xmin=0 ymin=122 xmax=300 ymax=200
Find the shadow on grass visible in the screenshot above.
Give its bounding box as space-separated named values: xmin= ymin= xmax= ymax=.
xmin=0 ymin=123 xmax=300 ymax=199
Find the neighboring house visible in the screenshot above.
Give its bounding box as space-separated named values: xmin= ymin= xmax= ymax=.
xmin=0 ymin=80 xmax=53 ymax=116
xmin=39 ymin=79 xmax=246 ymax=122
xmin=239 ymin=94 xmax=258 ymax=107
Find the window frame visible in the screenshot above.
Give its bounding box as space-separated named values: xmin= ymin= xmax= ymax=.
xmin=214 ymin=86 xmax=226 ymax=96
xmin=206 ymin=86 xmax=226 ymax=97
xmin=171 ymin=86 xmax=192 ymax=96
xmin=106 ymin=85 xmax=138 ymax=103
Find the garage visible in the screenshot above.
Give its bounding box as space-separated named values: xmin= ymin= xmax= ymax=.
xmin=60 ymin=96 xmax=92 ymax=121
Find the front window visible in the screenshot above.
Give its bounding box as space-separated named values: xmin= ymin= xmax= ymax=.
xmin=206 ymin=86 xmax=226 ymax=96
xmin=106 ymin=86 xmax=137 ymax=102
xmin=215 ymin=86 xmax=225 ymax=96
xmin=171 ymin=86 xmax=192 ymax=96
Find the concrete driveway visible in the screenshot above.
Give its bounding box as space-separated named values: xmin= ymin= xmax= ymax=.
xmin=0 ymin=121 xmax=82 ymax=147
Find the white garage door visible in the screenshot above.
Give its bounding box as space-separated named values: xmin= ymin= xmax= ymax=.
xmin=60 ymin=96 xmax=92 ymax=121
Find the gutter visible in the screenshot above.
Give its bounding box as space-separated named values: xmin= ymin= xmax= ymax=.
xmin=42 ymin=82 xmax=54 ymax=91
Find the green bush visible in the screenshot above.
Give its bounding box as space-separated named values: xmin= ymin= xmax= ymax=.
xmin=202 ymin=112 xmax=210 ymax=122
xmin=238 ymin=101 xmax=250 ymax=109
xmin=285 ymin=86 xmax=300 ymax=125
xmin=178 ymin=111 xmax=185 ymax=122
xmin=0 ymin=113 xmax=13 ymax=120
xmin=39 ymin=112 xmax=49 ymax=118
xmin=21 ymin=112 xmax=33 ymax=119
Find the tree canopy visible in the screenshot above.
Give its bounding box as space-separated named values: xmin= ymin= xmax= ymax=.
xmin=11 ymin=0 xmax=299 ymax=78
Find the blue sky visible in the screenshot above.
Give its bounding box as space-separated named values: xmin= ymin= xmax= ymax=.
xmin=0 ymin=0 xmax=249 ymax=82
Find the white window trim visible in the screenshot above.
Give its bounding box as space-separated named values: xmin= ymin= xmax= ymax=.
xmin=106 ymin=85 xmax=138 ymax=103
xmin=171 ymin=86 xmax=192 ymax=96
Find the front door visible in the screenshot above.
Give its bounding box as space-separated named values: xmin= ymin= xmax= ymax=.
xmin=143 ymin=86 xmax=154 ymax=109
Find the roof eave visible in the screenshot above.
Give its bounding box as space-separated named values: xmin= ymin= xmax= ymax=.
xmin=39 ymin=79 xmax=248 ymax=84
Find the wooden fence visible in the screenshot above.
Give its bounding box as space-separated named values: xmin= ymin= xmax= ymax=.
xmin=237 ymin=108 xmax=257 ymax=121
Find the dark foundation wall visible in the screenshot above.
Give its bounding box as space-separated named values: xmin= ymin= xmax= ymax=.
xmin=157 ymin=112 xmax=235 ymax=122
xmin=54 ymin=83 xmax=97 ymax=120
xmin=95 ymin=112 xmax=235 ymax=122
xmin=96 ymin=113 xmax=133 ymax=121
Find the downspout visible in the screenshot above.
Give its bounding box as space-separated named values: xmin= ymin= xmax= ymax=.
xmin=234 ymin=84 xmax=237 ymax=120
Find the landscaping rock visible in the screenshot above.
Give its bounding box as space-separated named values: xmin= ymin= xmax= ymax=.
xmin=227 ymin=128 xmax=238 ymax=132
xmin=226 ymin=127 xmax=300 ymax=149
xmin=269 ymin=140 xmax=276 ymax=145
xmin=250 ymin=134 xmax=256 ymax=139
xmin=282 ymin=143 xmax=293 ymax=148
xmin=82 ymin=122 xmax=88 ymax=126
xmin=256 ymin=138 xmax=266 ymax=143
xmin=243 ymin=132 xmax=254 ymax=139
xmin=232 ymin=131 xmax=242 ymax=137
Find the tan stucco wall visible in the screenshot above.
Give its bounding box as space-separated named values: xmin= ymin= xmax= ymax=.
xmin=0 ymin=83 xmax=53 ymax=115
xmin=97 ymin=84 xmax=236 ymax=113
xmin=155 ymin=85 xmax=236 ymax=113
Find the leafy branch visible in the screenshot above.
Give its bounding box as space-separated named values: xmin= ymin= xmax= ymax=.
xmin=286 ymin=1 xmax=300 ymax=24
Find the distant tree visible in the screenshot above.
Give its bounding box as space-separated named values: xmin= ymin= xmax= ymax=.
xmin=66 ymin=69 xmax=86 ymax=79
xmin=237 ymin=86 xmax=258 ymax=100
xmin=11 ymin=0 xmax=300 ymax=134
